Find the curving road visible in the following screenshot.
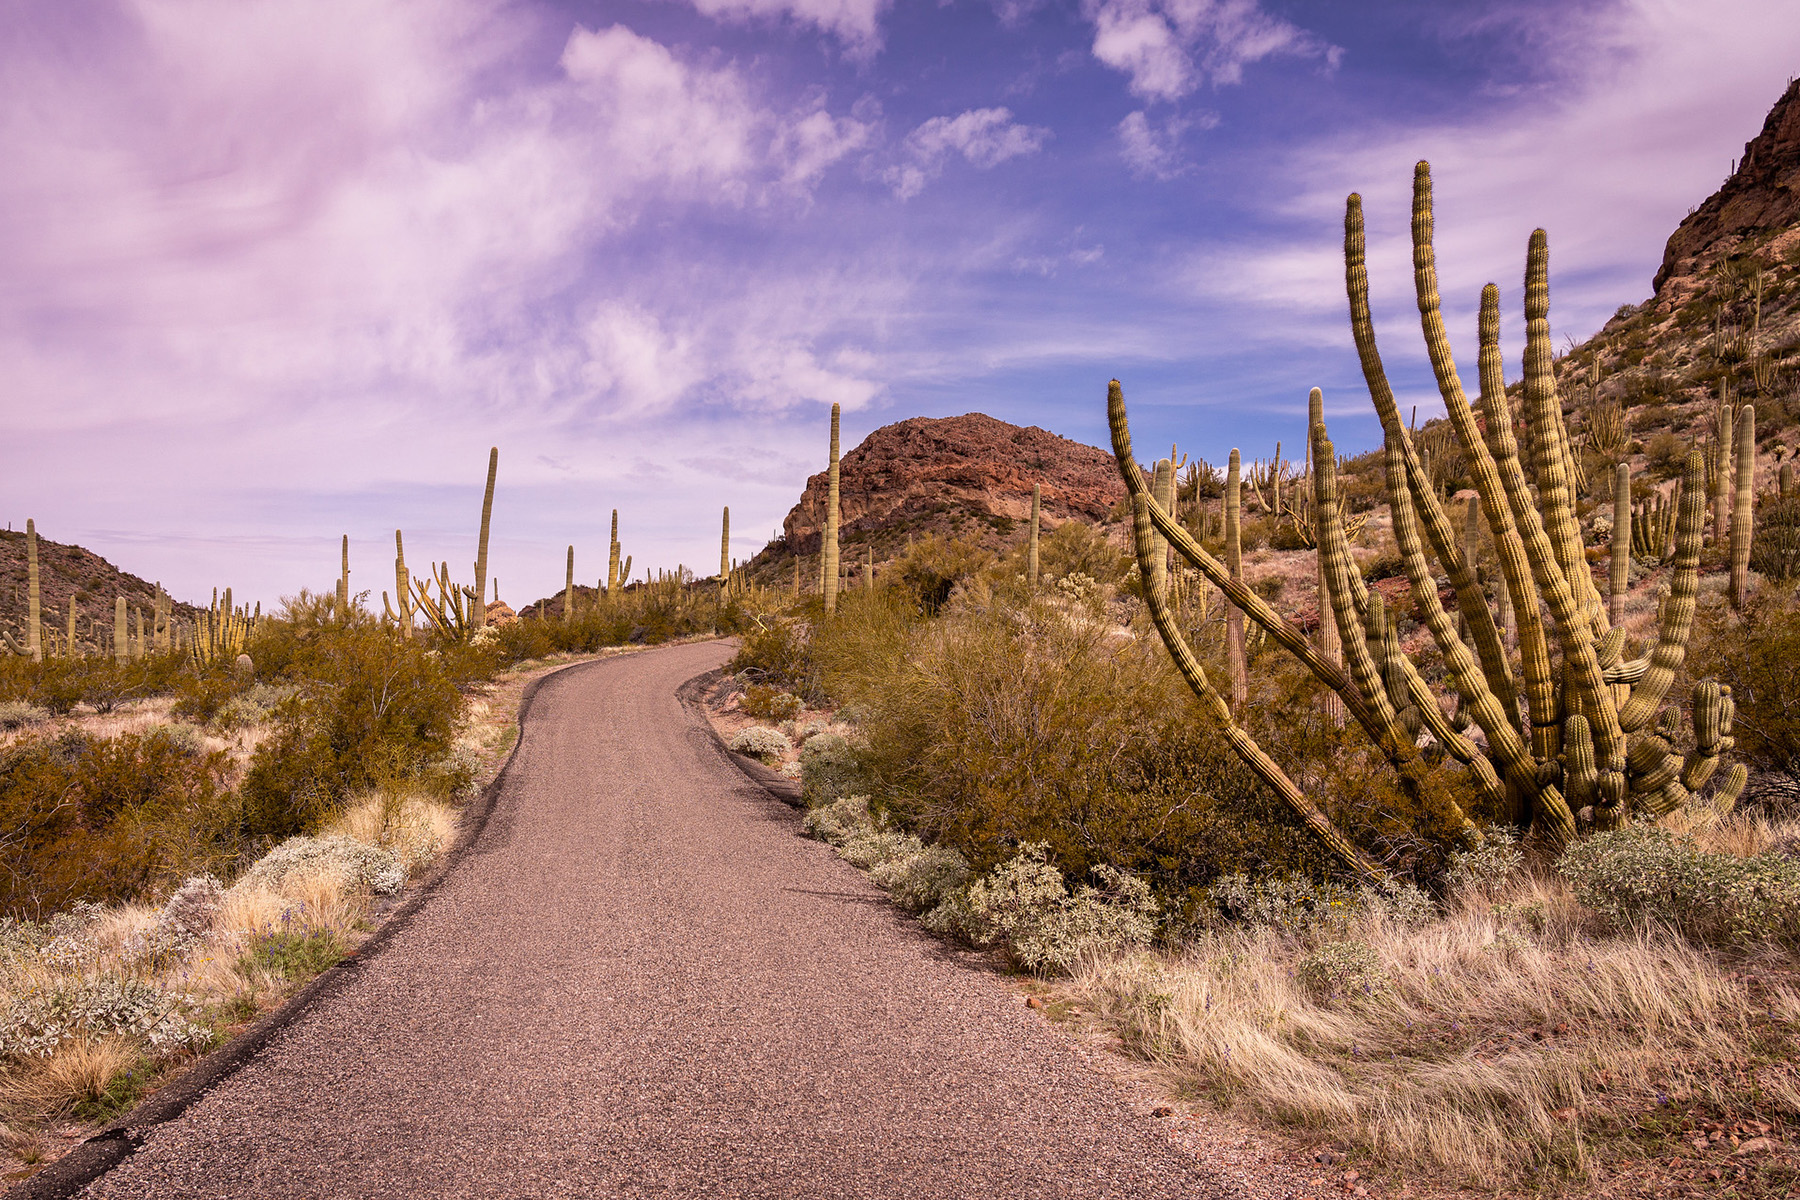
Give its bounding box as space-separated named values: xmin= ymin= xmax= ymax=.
xmin=75 ymin=641 xmax=1235 ymax=1199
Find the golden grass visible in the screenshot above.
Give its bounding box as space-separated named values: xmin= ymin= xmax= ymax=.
xmin=325 ymin=792 xmax=458 ymax=876
xmin=0 ymin=1038 xmax=136 ymax=1121
xmin=1062 ymin=864 xmax=1800 ymax=1189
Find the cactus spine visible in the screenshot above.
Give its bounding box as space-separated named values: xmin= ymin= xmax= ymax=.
xmin=1109 ymin=161 xmax=1740 ymax=874
xmin=824 ymin=403 xmax=841 ymax=615
xmin=26 ymin=519 xmax=40 ymax=661
xmin=1731 ymin=405 xmax=1756 ymax=608
xmin=1225 ymin=448 xmax=1247 ymax=713
xmin=474 ymin=447 xmax=497 ymax=629
xmin=565 ymin=545 xmax=576 ymax=622
xmin=1611 ymin=462 xmax=1631 ymax=626
xmin=1027 ymin=482 xmax=1041 ymax=587
xmin=113 ymin=596 xmax=126 ymax=662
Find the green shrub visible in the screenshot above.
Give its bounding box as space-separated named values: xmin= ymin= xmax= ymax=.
xmin=1556 ymin=825 xmax=1800 ymax=946
xmin=868 ymin=842 xmax=972 ymax=913
xmin=891 ymin=534 xmax=993 ymax=615
xmin=728 ymin=619 xmax=817 ymax=699
xmin=727 ymin=726 xmax=791 ymax=762
xmin=739 ymin=684 xmax=803 ymax=721
xmin=1037 ymin=520 xmax=1130 ymax=585
xmin=799 ymin=732 xmax=858 ymax=806
xmin=1752 ymin=496 xmax=1800 ymax=582
xmin=948 ymin=843 xmax=1158 ymax=973
xmin=1698 ymin=585 xmax=1800 ymax=808
xmin=1296 ymin=940 xmax=1387 ymax=999
xmin=803 ymin=793 xmax=871 ymax=846
xmin=239 ymin=927 xmax=347 ymax=981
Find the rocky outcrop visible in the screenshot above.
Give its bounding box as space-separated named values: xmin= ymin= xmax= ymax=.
xmin=776 ymin=413 xmax=1126 ymax=557
xmin=0 ymin=527 xmax=198 ymax=649
xmin=1654 ymin=80 xmax=1800 ymax=293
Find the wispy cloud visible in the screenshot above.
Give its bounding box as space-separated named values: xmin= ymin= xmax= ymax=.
xmin=882 ymin=107 xmax=1051 ymax=199
xmin=1116 ymin=109 xmax=1215 ymax=178
xmin=1082 ymin=0 xmax=1340 ymax=102
xmin=680 ymin=0 xmax=894 ymax=57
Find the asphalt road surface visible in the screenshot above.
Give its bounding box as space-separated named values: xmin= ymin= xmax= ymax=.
xmin=79 ymin=641 xmax=1238 ymax=1199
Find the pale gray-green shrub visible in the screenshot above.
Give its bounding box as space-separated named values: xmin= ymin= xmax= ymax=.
xmin=0 ymin=976 xmax=208 ymax=1059
xmin=957 ymin=843 xmax=1158 ymax=973
xmin=803 ymin=794 xmax=871 ymax=846
xmin=0 ymin=701 xmax=49 ymax=731
xmin=728 ymin=726 xmax=791 ymax=762
xmin=235 ymin=835 xmax=405 ymax=897
xmin=870 ymin=843 xmax=972 ymax=913
xmin=1295 ymin=940 xmax=1387 ymax=999
xmin=1207 ymin=873 xmax=1358 ymax=933
xmin=1556 ymin=825 xmax=1800 ymax=946
xmin=1446 ymin=825 xmax=1525 ymax=896
xmin=799 ymin=731 xmax=858 ymax=806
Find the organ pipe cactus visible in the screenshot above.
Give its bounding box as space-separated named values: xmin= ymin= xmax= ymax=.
xmin=1310 ymin=388 xmax=1346 ymax=729
xmin=395 ymin=531 xmax=412 ymax=639
xmin=1109 ymin=162 xmax=1746 ymax=877
xmin=824 ymin=404 xmax=841 ymax=615
xmin=189 ymin=588 xmax=250 ymax=668
xmin=26 ymin=519 xmax=40 ymax=662
xmin=565 ymin=545 xmax=577 ymax=622
xmin=1633 ymin=485 xmax=1678 ymax=561
xmin=474 ymin=447 xmax=498 ymax=629
xmin=1731 ymin=407 xmax=1756 ymax=609
xmin=1610 ymin=462 xmax=1631 ymax=626
xmin=1224 ymin=450 xmax=1247 ymax=712
xmin=114 ymin=596 xmax=126 ymax=663
xmin=1150 ymin=459 xmax=1173 ymax=599
xmin=720 ymin=508 xmax=732 ymax=598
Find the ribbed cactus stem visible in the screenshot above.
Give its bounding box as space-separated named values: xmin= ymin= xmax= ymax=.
xmin=1027 ymin=482 xmax=1041 ymax=587
xmin=113 ymin=596 xmax=126 ymax=663
xmin=565 ymin=545 xmax=576 ymax=623
xmin=1563 ymin=713 xmax=1597 ymax=814
xmin=793 ymin=555 xmax=801 ymax=599
xmin=824 ymin=403 xmax=841 ymax=615
xmin=1309 ymin=389 xmax=1345 ymax=728
xmin=474 ymin=446 xmax=498 ymax=629
xmin=1714 ymin=388 xmax=1733 ymax=546
xmin=395 ymin=531 xmax=412 ymax=639
xmin=1151 ymin=459 xmax=1172 ymax=600
xmin=1611 ymin=462 xmax=1631 ymax=626
xmin=607 ymin=510 xmax=620 ymax=595
xmin=1731 ymin=405 xmax=1755 ymax=609
xmin=720 ymin=507 xmax=731 ymax=596
xmin=338 ymin=535 xmax=350 ymax=618
xmin=26 ymin=519 xmax=40 ymax=662
xmin=1226 ymin=448 xmax=1247 ymax=712
xmin=1782 ymin=462 xmax=1794 ymax=497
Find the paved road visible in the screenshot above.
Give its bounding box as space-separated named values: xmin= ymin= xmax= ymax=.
xmin=80 ymin=642 xmax=1236 ymax=1199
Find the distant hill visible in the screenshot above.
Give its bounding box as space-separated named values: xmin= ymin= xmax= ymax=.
xmin=0 ymin=528 xmax=201 ymax=654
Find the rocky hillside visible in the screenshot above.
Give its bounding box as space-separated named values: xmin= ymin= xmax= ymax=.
xmin=752 ymin=413 xmax=1127 ymax=577
xmin=0 ymin=528 xmax=200 ymax=654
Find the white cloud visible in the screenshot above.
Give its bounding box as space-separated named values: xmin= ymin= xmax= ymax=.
xmin=1117 ymin=109 xmax=1215 ymax=178
xmin=882 ymin=107 xmax=1051 ymax=198
xmin=680 ymin=0 xmax=893 ymax=57
xmin=1083 ymin=0 xmax=1339 ymax=102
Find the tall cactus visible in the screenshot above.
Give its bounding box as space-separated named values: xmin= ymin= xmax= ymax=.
xmin=720 ymin=507 xmax=731 ymax=597
xmin=607 ymin=510 xmax=620 ymax=595
xmin=113 ymin=596 xmax=126 ymax=663
xmin=26 ymin=519 xmax=40 ymax=662
xmin=565 ymin=545 xmax=576 ymax=623
xmin=474 ymin=447 xmax=498 ymax=629
xmin=1732 ymin=405 xmax=1757 ymax=608
xmin=395 ymin=532 xmax=412 ymax=639
xmin=1712 ymin=385 xmax=1735 ymax=546
xmin=1027 ymin=482 xmax=1041 ymax=587
xmin=1611 ymin=462 xmax=1631 ymax=626
xmin=1109 ymin=161 xmax=1743 ymax=877
xmin=824 ymin=403 xmax=842 ymax=615
xmin=1309 ymin=389 xmax=1346 ymax=729
xmin=338 ymin=536 xmax=350 ymax=619
xmin=1150 ymin=459 xmax=1173 ymax=599
xmin=1225 ymin=449 xmax=1247 ymax=712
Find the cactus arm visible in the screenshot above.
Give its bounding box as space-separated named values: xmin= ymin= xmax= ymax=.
xmin=1310 ymin=389 xmax=1347 ymax=729
xmin=1224 ymin=451 xmax=1247 ymax=710
xmin=1618 ymin=450 xmax=1706 ymax=733
xmin=1311 ymin=424 xmax=1404 ymax=739
xmin=1110 ymin=381 xmax=1395 ymax=746
xmin=1731 ymin=405 xmax=1755 ymax=608
xmin=1680 ymin=680 xmax=1727 ymax=792
xmin=1129 ymin=492 xmax=1385 ymax=882
xmin=1522 ymin=231 xmax=1607 ymax=640
xmin=1350 ymin=184 xmax=1519 ymax=718
xmin=1712 ymin=763 xmax=1748 ymax=816
xmin=1153 ymin=459 xmax=1174 ymax=601
xmin=1563 ymin=714 xmax=1598 ymax=814
xmin=1611 ymin=462 xmax=1632 ymax=627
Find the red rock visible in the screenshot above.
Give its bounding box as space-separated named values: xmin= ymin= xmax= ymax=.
xmin=1152 ymin=1105 xmax=1174 ymax=1118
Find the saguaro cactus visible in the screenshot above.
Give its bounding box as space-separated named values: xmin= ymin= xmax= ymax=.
xmin=395 ymin=532 xmax=412 ymax=639
xmin=113 ymin=596 xmax=126 ymax=662
xmin=1310 ymin=389 xmax=1346 ymax=729
xmin=26 ymin=519 xmax=40 ymax=662
xmin=824 ymin=403 xmax=842 ymax=615
xmin=338 ymin=536 xmax=351 ymax=618
xmin=1149 ymin=459 xmax=1172 ymax=599
xmin=1109 ymin=161 xmax=1742 ymax=877
xmin=565 ymin=545 xmax=576 ymax=623
xmin=474 ymin=447 xmax=498 ymax=629
xmin=720 ymin=507 xmax=731 ymax=597
xmin=1027 ymin=482 xmax=1041 ymax=587
xmin=607 ymin=510 xmax=621 ymax=595
xmin=1732 ymin=406 xmax=1757 ymax=608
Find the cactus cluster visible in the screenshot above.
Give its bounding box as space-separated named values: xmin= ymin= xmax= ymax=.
xmin=1110 ymin=163 xmax=1752 ymax=879
xmin=189 ymin=587 xmax=253 ymax=668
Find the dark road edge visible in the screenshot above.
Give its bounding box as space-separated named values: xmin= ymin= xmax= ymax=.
xmin=675 ymin=666 xmax=804 ymax=808
xmin=3 ymin=654 xmax=629 ymax=1200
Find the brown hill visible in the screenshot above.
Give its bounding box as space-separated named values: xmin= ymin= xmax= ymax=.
xmin=0 ymin=528 xmax=200 ymax=655
xmin=762 ymin=413 xmax=1127 ymax=571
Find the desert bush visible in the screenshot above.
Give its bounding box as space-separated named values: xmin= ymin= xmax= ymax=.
xmin=233 ymin=835 xmax=406 ymax=898
xmin=728 ymin=618 xmax=818 ymax=700
xmin=0 ymin=976 xmax=208 ymax=1061
xmin=803 ymin=793 xmax=872 ymax=846
xmin=869 ymin=842 xmax=973 ymax=913
xmin=1036 ymin=520 xmax=1129 ymax=585
xmin=1557 ymin=824 xmax=1800 ymax=946
xmin=948 ymin=843 xmax=1158 ymax=973
xmin=1645 ymin=430 xmax=1688 ymax=479
xmin=890 ymin=534 xmax=993 ymax=615
xmin=0 ymin=702 xmax=48 ymax=731
xmin=1295 ymin=939 xmax=1386 ymax=998
xmin=739 ymin=684 xmax=803 ymax=722
xmin=1752 ymin=495 xmax=1800 ymax=582
xmin=1696 ymin=584 xmax=1800 ymax=808
xmin=799 ymin=732 xmax=858 ymax=806
xmin=727 ymin=726 xmax=791 ymax=762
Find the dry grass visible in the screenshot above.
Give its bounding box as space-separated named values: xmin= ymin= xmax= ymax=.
xmin=326 ymin=793 xmax=458 ymax=877
xmin=0 ymin=1038 xmax=137 ymax=1121
xmin=1060 ymin=855 xmax=1800 ymax=1191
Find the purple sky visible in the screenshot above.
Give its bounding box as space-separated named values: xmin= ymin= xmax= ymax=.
xmin=5 ymin=0 xmax=1798 ymax=609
